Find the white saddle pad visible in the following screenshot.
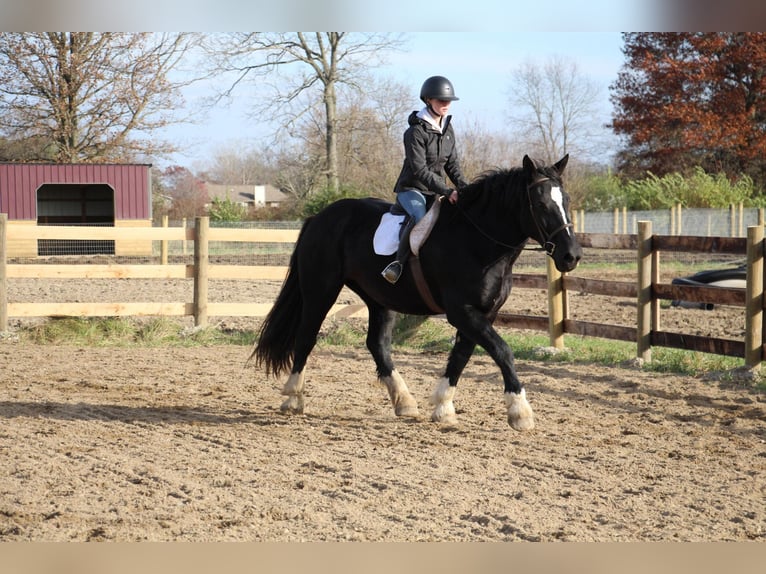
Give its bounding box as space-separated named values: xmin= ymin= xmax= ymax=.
xmin=373 ymin=212 xmax=405 ymax=255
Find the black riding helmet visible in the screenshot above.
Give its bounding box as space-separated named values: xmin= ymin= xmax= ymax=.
xmin=419 ymin=76 xmax=459 ymax=103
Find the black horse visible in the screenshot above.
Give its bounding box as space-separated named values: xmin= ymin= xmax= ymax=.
xmin=251 ymin=155 xmax=582 ymax=430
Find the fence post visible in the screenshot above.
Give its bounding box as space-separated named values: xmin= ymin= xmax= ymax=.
xmin=182 ymin=217 xmax=188 ymax=256
xmin=193 ymin=216 xmax=209 ymax=327
xmin=670 ymin=205 xmax=676 ymax=236
xmin=739 ymin=202 xmax=744 ymax=237
xmin=676 ymin=203 xmax=683 ymax=236
xmin=637 ymin=220 xmax=653 ymax=362
xmin=0 ymin=214 xmax=7 ymax=332
xmin=745 ymin=225 xmax=763 ymax=371
xmin=161 ymin=215 xmax=169 ymax=265
xmin=546 ymin=257 xmax=564 ymax=349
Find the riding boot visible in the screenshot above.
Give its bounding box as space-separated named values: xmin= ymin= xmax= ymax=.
xmin=382 ymin=217 xmax=416 ymax=284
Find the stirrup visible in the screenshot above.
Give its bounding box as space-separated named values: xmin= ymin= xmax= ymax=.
xmin=381 ymin=261 xmax=403 ymax=284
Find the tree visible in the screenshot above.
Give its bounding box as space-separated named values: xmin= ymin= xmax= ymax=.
xmin=204 ymin=32 xmax=404 ymax=193
xmin=610 ymin=33 xmax=766 ymax=188
xmin=204 ymin=143 xmax=280 ymax=186
xmin=458 ymin=119 xmax=525 ymax=181
xmin=319 ymin=77 xmax=410 ymax=197
xmin=0 ymin=33 xmax=198 ymax=162
xmin=506 ymin=55 xmax=605 ymax=164
xmin=160 ymin=165 xmax=208 ymax=219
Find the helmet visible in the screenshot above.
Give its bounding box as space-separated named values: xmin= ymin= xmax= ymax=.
xmin=419 ymin=76 xmax=459 ymax=103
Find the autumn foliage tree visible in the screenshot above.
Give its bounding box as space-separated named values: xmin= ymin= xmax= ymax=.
xmin=160 ymin=165 xmax=209 ymax=220
xmin=610 ymin=33 xmax=766 ymax=189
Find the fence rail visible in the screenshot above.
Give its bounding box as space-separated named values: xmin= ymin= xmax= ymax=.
xmin=0 ymin=214 xmax=763 ymax=370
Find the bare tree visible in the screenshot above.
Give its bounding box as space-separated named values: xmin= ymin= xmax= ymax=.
xmin=458 ymin=118 xmax=526 ymax=181
xmin=0 ymin=32 xmax=199 ymax=162
xmin=204 ymin=32 xmax=404 ymax=193
xmin=204 ymin=143 xmax=280 ymax=186
xmin=506 ymin=55 xmax=605 ymax=164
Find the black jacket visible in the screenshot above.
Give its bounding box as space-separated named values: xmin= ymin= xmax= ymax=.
xmin=393 ymin=110 xmax=469 ymax=197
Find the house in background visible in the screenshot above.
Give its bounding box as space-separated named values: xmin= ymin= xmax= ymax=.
xmin=204 ymin=183 xmax=287 ymax=210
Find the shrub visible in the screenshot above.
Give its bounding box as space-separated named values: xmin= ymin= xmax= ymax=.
xmin=301 ymin=185 xmax=368 ymax=218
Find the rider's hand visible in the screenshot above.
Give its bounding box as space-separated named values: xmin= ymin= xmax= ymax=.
xmin=448 ymin=189 xmax=458 ymax=204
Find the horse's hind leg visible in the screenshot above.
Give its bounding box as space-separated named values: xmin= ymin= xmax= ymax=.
xmin=280 ymin=371 xmax=305 ymax=414
xmin=366 ymin=304 xmax=418 ymax=417
xmin=280 ymin=279 xmax=344 ymax=415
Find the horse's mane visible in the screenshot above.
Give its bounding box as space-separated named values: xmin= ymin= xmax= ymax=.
xmin=459 ymin=167 xmax=525 ymax=210
xmin=459 ymin=160 xmax=563 ymax=209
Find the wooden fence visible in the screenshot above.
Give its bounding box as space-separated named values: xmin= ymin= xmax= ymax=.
xmin=0 ymin=214 xmax=763 ymax=371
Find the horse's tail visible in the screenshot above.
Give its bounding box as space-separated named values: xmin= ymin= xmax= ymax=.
xmin=248 ymin=218 xmax=313 ymax=377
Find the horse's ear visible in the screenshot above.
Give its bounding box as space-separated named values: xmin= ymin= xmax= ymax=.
xmin=554 ymin=154 xmax=569 ymax=175
xmin=522 ymin=155 xmax=537 ymax=174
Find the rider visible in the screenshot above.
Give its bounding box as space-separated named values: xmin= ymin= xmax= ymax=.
xmin=381 ymin=75 xmax=469 ymax=284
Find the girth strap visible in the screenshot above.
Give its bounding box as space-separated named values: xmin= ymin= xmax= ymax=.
xmin=409 ymin=256 xmax=445 ymax=314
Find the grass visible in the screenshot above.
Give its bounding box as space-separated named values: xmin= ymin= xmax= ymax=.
xmin=16 ymin=317 xmax=257 ymax=348
xmin=7 ymin=315 xmax=765 ymax=390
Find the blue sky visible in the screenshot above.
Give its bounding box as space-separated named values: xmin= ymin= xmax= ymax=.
xmin=379 ymin=32 xmax=624 ymax=119
xmin=165 ymin=32 xmax=627 ymax=168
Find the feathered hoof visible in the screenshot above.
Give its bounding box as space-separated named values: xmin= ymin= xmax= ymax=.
xmin=505 ymin=389 xmax=535 ymax=431
xmin=280 ymin=395 xmax=304 ymax=415
xmin=395 ymin=403 xmax=420 ymax=417
xmin=430 ymin=405 xmax=458 ymax=425
xmin=507 ymin=413 xmax=535 ymax=431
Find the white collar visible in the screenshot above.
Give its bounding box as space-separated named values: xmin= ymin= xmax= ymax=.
xmin=417 ymin=106 xmax=443 ymax=133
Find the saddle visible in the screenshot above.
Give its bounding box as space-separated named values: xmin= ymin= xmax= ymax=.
xmin=373 ymin=198 xmax=441 ymax=256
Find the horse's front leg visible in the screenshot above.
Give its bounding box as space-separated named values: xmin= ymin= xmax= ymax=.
xmin=430 ymin=331 xmax=476 ymax=424
xmin=446 ymin=309 xmax=535 ymax=431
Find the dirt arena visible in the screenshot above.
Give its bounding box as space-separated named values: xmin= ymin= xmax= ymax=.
xmin=1 ymin=264 xmax=765 ymax=541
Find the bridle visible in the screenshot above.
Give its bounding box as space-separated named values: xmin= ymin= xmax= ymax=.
xmin=526 ymin=176 xmax=574 ymax=256
xmin=455 ymin=176 xmax=573 ymax=256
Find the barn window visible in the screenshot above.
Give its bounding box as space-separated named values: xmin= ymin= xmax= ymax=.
xmin=36 ymin=184 xmax=116 ymax=256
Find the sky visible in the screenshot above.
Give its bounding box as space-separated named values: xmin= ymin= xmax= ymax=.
xmin=4 ymin=0 xmax=765 ymax=169
xmin=163 ymin=32 xmax=627 ymax=169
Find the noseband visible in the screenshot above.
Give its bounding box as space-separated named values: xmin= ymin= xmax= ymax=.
xmin=527 ymin=177 xmax=573 ymax=256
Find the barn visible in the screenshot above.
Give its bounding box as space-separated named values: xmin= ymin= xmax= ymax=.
xmin=0 ymin=163 xmax=152 ymax=257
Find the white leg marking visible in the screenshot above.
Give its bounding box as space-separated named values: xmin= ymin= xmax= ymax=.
xmin=505 ymin=388 xmax=535 ymax=431
xmin=381 ymin=370 xmax=419 ymax=417
xmin=429 ymin=377 xmax=457 ymax=424
xmin=280 ymin=371 xmax=305 ymax=414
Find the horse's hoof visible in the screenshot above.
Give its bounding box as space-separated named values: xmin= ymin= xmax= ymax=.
xmin=431 ymin=408 xmax=458 ymax=425
xmin=395 ymin=404 xmax=419 ymax=417
xmin=280 ymin=395 xmax=304 ymax=414
xmin=505 ymin=389 xmax=535 ymax=431
xmin=508 ymin=415 xmax=535 ymax=431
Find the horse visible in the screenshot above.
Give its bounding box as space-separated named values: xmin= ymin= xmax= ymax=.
xmin=250 ymin=154 xmax=582 ymax=430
